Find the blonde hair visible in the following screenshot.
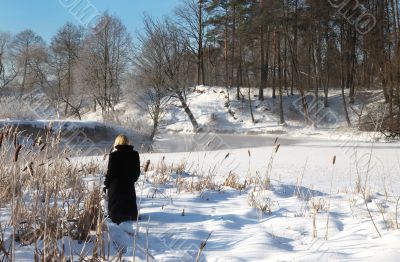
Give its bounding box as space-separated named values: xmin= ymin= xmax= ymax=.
xmin=114 ymin=134 xmax=129 ymax=147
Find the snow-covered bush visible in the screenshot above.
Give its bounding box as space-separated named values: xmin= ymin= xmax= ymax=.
xmin=247 ymin=188 xmax=278 ymax=216
xmin=0 ymin=96 xmax=38 ymax=119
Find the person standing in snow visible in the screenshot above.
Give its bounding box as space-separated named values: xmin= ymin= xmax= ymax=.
xmin=104 ymin=134 xmax=141 ymax=224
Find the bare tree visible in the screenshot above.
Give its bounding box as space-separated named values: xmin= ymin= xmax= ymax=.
xmin=276 ymin=29 xmax=285 ymax=125
xmin=49 ymin=23 xmax=84 ymax=116
xmin=0 ymin=32 xmax=17 ymax=91
xmin=80 ymin=13 xmax=132 ymax=113
xmin=140 ymin=16 xmax=199 ymax=131
xmin=12 ymin=30 xmax=45 ymax=97
xmin=175 ymin=0 xmax=208 ymax=86
xmin=134 ymin=26 xmax=171 ymax=140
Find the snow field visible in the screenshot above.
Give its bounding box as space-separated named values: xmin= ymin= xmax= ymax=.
xmin=52 ymin=135 xmax=400 ymax=261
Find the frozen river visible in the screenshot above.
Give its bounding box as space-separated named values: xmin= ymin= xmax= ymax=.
xmin=147 ymin=133 xmax=296 ymax=153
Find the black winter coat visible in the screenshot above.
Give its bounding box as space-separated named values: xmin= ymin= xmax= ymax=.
xmin=104 ymin=145 xmax=140 ymax=224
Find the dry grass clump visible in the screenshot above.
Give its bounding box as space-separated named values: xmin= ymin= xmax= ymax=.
xmin=151 ymin=172 xmax=171 ymax=186
xmin=0 ymin=125 xmax=106 ymax=260
xmin=79 ymin=160 xmax=101 ymax=176
xmin=147 ymin=140 xmax=283 ymax=198
xmin=192 ymin=176 xmax=219 ymax=192
xmin=223 ymin=172 xmax=247 ymax=191
xmin=309 ymin=197 xmax=329 ymax=213
xmin=244 ymin=139 xmax=282 ymax=216
xmin=76 ymin=189 xmax=104 ymax=242
xmin=150 ymin=156 xmax=172 ymax=185
xmin=263 ymin=139 xmax=280 ymax=189
xmin=155 ymin=156 xmax=169 ymax=175
xmin=146 ymin=157 xmax=221 ymax=194
xmin=309 ymin=197 xmax=329 ymax=238
xmin=247 ymin=188 xmax=278 ymax=216
xmin=176 ymin=174 xmax=218 ymax=193
xmin=171 ymin=160 xmax=188 ymax=175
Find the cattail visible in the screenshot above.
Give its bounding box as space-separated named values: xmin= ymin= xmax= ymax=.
xmin=196 ymin=232 xmax=212 ymax=262
xmin=27 ymin=162 xmax=34 ymax=177
xmin=248 ymin=150 xmax=251 ymax=157
xmin=34 ymin=136 xmax=41 ymax=147
xmin=144 ymin=160 xmax=151 ymax=173
xmin=40 ymin=143 xmax=47 ymax=152
xmin=13 ymin=132 xmax=18 ymax=148
xmin=332 ymin=155 xmax=336 ymax=165
xmin=45 ymin=122 xmax=53 ymax=136
xmin=0 ymin=132 xmax=3 ymax=149
xmin=5 ymin=127 xmax=10 ymax=137
xmin=56 ymin=130 xmax=61 ymax=143
xmin=274 ymin=137 xmax=279 ymax=145
xmin=14 ymin=144 xmax=22 ymax=162
xmin=224 ymin=153 xmax=230 ymax=160
xmin=275 ymin=144 xmax=281 ymax=153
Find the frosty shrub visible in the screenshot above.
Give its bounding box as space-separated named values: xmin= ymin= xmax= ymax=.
xmin=247 ymin=188 xmax=278 ymax=216
xmin=0 ymin=96 xmax=38 ymax=119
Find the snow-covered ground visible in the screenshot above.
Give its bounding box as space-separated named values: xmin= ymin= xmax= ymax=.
xmin=1 ymin=86 xmax=387 ymax=142
xmin=7 ymin=134 xmax=398 ymax=261
xmin=125 ymin=135 xmax=400 ymax=261
xmin=114 ymin=86 xmax=378 ymax=136
xmin=1 ymin=87 xmax=399 ymax=261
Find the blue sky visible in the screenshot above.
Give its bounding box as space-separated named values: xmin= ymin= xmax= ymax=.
xmin=0 ymin=0 xmax=181 ymax=43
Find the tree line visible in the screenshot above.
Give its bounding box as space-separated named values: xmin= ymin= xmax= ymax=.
xmin=0 ymin=13 xmax=131 ymax=119
xmin=0 ymin=0 xmax=399 ymax=137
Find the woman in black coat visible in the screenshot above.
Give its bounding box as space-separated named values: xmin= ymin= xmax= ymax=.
xmin=104 ymin=135 xmax=141 ymax=224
